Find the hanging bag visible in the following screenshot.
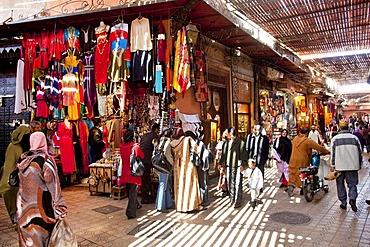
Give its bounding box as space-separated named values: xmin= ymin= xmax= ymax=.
xmin=8 ymin=167 xmax=19 ymax=187
xmin=48 ymin=218 xmax=78 ymax=247
xmin=152 ymin=140 xmax=172 ymax=174
xmin=130 ymin=144 xmax=145 ymax=176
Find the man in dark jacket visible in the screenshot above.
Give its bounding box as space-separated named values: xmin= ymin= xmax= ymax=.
xmin=218 ymin=127 xmax=247 ymax=208
xmin=140 ymin=123 xmax=160 ymax=204
xmin=88 ymin=118 xmax=105 ymax=163
xmin=245 ymin=124 xmax=270 ymax=179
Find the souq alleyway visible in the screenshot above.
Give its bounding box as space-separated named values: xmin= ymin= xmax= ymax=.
xmin=1 ymin=155 xmax=370 ymax=247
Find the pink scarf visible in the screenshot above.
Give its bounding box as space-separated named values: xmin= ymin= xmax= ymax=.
xmin=30 ymin=132 xmax=48 ymax=154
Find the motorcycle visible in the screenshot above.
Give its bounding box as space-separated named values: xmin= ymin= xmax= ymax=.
xmin=299 ymin=152 xmax=329 ymax=202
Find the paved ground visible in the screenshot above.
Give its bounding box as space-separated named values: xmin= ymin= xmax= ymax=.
xmin=1 ymin=154 xmax=370 ymax=247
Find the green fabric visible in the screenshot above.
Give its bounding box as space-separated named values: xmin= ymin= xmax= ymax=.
xmin=0 ymin=125 xmax=30 ymax=195
xmin=2 ymin=187 xmax=18 ymax=217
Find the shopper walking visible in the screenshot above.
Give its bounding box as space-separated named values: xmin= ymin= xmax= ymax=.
xmin=308 ymin=125 xmax=324 ymax=144
xmin=0 ymin=125 xmax=30 ymax=224
xmin=287 ymin=127 xmax=329 ymax=197
xmin=219 ymin=127 xmax=247 ymax=208
xmin=119 ymin=129 xmax=145 ymax=219
xmin=171 ymin=129 xmax=203 ymax=212
xmin=140 ymin=123 xmax=160 ymax=204
xmin=331 ymin=120 xmax=362 ymax=212
xmin=273 ymin=129 xmax=292 ymax=188
xmin=245 ymin=123 xmax=269 ymax=179
xmin=17 ymin=132 xmax=67 ymax=246
xmin=154 ymin=127 xmax=174 ymax=212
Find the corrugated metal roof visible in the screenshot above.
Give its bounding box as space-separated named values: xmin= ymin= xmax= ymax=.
xmin=229 ymin=0 xmax=370 ymax=85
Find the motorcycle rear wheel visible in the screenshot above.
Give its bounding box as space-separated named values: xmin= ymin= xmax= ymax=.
xmin=303 ymin=181 xmax=314 ymax=202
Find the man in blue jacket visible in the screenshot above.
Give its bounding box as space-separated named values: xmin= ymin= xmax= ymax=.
xmin=330 ymin=120 xmax=362 ymax=212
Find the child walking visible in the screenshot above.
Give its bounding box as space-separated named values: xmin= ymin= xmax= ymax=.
xmin=243 ymin=159 xmax=264 ymax=210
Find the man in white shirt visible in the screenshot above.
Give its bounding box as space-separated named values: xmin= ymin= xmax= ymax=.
xmin=308 ymin=125 xmax=323 ymax=144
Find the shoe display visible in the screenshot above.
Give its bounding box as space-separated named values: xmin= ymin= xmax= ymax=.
xmin=340 ymin=204 xmax=347 ymax=210
xmin=349 ymin=199 xmax=358 ymax=212
xmin=366 ymin=200 xmax=370 ymax=205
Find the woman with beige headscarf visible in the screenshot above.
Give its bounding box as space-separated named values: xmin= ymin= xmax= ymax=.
xmin=16 ymin=132 xmax=67 ymax=246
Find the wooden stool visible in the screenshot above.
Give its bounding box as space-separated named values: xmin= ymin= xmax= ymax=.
xmin=111 ymin=186 xmax=126 ymax=200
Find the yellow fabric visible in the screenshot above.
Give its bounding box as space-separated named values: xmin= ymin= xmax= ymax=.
xmin=172 ymin=30 xmax=181 ymax=93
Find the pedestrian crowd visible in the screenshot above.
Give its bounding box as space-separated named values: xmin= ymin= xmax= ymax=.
xmin=1 ymin=117 xmax=370 ymax=246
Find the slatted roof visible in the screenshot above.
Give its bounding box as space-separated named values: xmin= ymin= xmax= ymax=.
xmin=228 ymin=0 xmax=370 ymax=85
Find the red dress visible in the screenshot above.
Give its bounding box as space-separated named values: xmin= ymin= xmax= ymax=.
xmin=79 ymin=121 xmax=89 ymax=174
xmin=49 ymin=30 xmax=65 ymax=61
xmin=22 ymin=33 xmax=39 ymax=90
xmin=34 ymin=31 xmax=49 ymax=69
xmin=56 ymin=122 xmax=76 ymax=175
xmin=95 ymin=28 xmax=110 ymax=84
xmin=119 ymin=142 xmax=144 ymax=186
xmin=36 ymin=86 xmax=49 ymax=118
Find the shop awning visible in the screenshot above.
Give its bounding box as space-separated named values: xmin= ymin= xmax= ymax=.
xmin=0 ymin=0 xmax=307 ymax=75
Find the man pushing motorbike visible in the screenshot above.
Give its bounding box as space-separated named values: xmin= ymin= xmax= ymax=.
xmin=287 ymin=127 xmax=329 ymax=197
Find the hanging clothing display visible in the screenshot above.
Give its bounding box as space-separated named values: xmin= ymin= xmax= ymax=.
xmin=80 ymin=25 xmax=95 ymax=55
xmin=64 ymin=27 xmax=81 ymax=51
xmin=14 ymin=59 xmax=30 ymax=114
xmin=82 ymin=53 xmax=97 ymax=118
xmin=108 ymin=22 xmax=130 ymax=82
xmin=34 ymin=31 xmax=50 ymax=69
xmin=56 ymin=121 xmax=76 ymax=175
xmin=35 ymin=86 xmax=49 ymax=118
xmin=131 ymin=50 xmax=152 ymax=82
xmin=49 ymin=29 xmax=65 ymax=61
xmin=22 ymin=33 xmax=39 ymax=90
xmin=130 ymin=17 xmax=152 ymax=52
xmin=94 ymin=23 xmax=110 ymax=84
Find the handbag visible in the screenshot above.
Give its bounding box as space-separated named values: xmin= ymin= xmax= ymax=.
xmin=152 ymin=141 xmax=172 ymax=174
xmin=130 ymin=144 xmax=144 ymax=177
xmin=8 ymin=167 xmax=19 ymax=187
xmin=48 ymin=218 xmax=78 ymax=247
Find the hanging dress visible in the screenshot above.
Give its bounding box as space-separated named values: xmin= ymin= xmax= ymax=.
xmin=95 ymin=26 xmax=110 ymax=85
xmin=34 ymin=31 xmax=50 ymax=69
xmin=49 ymin=29 xmax=65 ymax=61
xmin=56 ymin=121 xmax=76 ymax=175
xmin=22 ymin=33 xmax=39 ymax=90
xmin=36 ymin=86 xmax=50 ymax=118
xmin=82 ymin=53 xmax=97 ymax=118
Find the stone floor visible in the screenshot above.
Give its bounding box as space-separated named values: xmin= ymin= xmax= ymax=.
xmin=1 ymin=155 xmax=370 ymax=247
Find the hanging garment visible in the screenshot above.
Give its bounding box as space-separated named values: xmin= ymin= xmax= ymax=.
xmin=34 ymin=31 xmax=50 ymax=69
xmin=49 ymin=29 xmax=65 ymax=61
xmin=64 ymin=27 xmax=81 ymax=51
xmin=154 ymin=65 xmax=163 ymax=93
xmin=172 ymin=30 xmax=181 ymax=92
xmin=35 ymin=86 xmax=50 ymax=118
xmin=82 ymin=53 xmax=97 ymax=118
xmin=131 ymin=50 xmax=152 ymax=83
xmin=62 ymin=73 xmax=78 ymax=106
xmin=79 ymin=121 xmax=89 ymax=173
xmin=56 ymin=122 xmax=76 ymax=175
xmin=149 ymin=95 xmax=160 ymax=120
xmin=157 ymin=19 xmax=166 ymax=63
xmin=108 ymin=23 xmax=130 ymax=82
xmin=80 ymin=25 xmax=95 ymax=54
xmin=97 ymin=89 xmax=107 ymax=116
xmin=177 ymin=27 xmax=191 ymax=95
xmin=15 ymin=59 xmax=29 ymax=114
xmin=95 ymin=26 xmax=110 ymax=84
xmin=22 ymin=33 xmax=39 ymax=90
xmin=130 ymin=17 xmax=152 ymax=52
xmin=194 ymin=50 xmax=208 ymax=102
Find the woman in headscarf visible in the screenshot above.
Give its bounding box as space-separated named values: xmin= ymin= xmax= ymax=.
xmin=119 ymin=129 xmax=145 ymax=219
xmin=0 ymin=125 xmax=30 ymax=224
xmin=16 ymin=132 xmax=67 ymax=247
xmin=153 ymin=127 xmax=174 ymax=212
xmin=273 ymin=129 xmax=292 ymax=188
